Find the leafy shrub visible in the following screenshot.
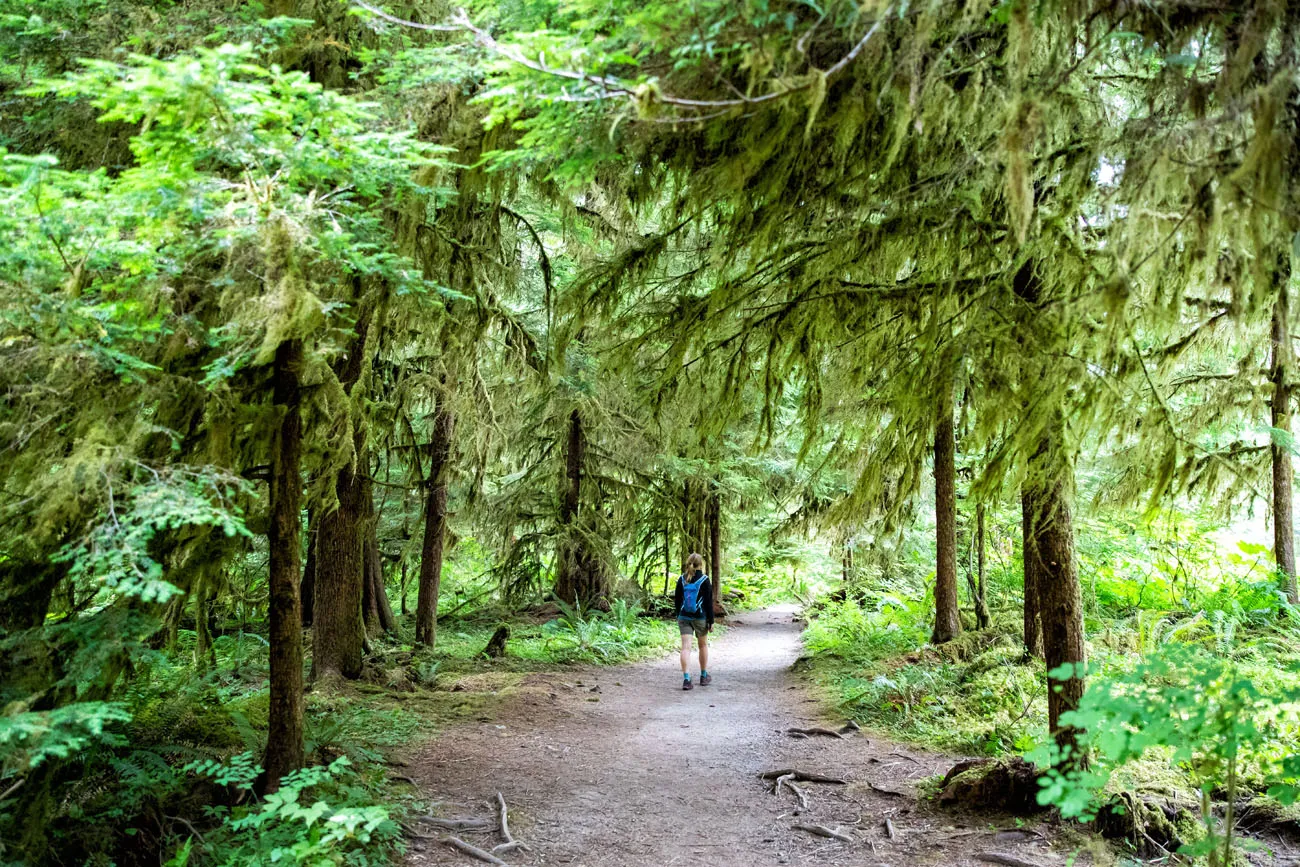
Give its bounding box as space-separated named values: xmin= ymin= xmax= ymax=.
xmin=177 ymin=755 xmax=400 ymax=866
xmin=1034 ymin=645 xmax=1300 ymax=866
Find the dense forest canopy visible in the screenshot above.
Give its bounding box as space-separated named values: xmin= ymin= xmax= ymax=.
xmin=3 ymin=1 xmax=1300 ymax=865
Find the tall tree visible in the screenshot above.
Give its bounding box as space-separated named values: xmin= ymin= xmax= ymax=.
xmin=1271 ymin=280 xmax=1298 ymax=603
xmin=932 ymin=385 xmax=961 ymax=644
xmin=312 ymin=304 xmax=374 ymax=681
xmin=415 ymin=399 xmax=455 ymax=644
xmin=263 ymin=337 xmax=305 ymax=790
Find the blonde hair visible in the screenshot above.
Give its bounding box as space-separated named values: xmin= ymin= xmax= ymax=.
xmin=687 ymin=553 xmax=704 ymax=570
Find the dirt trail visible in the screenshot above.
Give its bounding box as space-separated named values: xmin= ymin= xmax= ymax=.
xmin=407 ymin=607 xmax=1091 ymax=866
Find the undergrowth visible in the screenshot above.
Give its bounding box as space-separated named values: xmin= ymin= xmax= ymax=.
xmin=4 ymin=597 xmax=685 ymax=866
xmin=801 ymin=510 xmax=1300 ymax=861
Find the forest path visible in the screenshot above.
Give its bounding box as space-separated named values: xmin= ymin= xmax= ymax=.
xmin=405 ymin=607 xmax=1090 ymax=867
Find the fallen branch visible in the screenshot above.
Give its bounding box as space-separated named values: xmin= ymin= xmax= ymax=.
xmin=775 ymin=773 xmax=809 ymax=810
xmin=445 ymin=836 xmax=508 ymax=865
xmin=977 ymin=853 xmax=1039 ymax=867
xmin=787 ymin=727 xmax=845 ymax=739
xmin=889 ymin=752 xmax=923 ymax=766
xmin=867 ymin=781 xmax=905 ymax=797
xmin=417 ymin=816 xmax=497 ymax=831
xmin=793 ymin=823 xmax=853 ymax=843
xmin=760 ymin=769 xmax=847 ymax=784
xmin=389 ymin=774 xmax=420 ymax=789
xmin=492 ymin=841 xmax=527 ymax=855
xmin=884 ymin=818 xmax=897 ymax=840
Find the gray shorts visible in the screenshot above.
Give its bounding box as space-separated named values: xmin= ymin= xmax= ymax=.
xmin=678 ymin=618 xmax=708 ymax=639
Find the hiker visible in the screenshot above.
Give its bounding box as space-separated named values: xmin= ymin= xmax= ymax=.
xmin=674 ymin=552 xmax=714 ymax=690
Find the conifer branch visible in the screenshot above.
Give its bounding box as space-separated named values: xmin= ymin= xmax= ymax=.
xmin=353 ymin=1 xmax=887 ymax=118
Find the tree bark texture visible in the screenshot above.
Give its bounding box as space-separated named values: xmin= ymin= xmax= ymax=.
xmin=312 ymin=457 xmax=366 ymax=680
xmin=300 ymin=508 xmax=317 ymax=628
xmin=359 ymin=471 xmax=397 ymax=636
xmin=708 ymin=484 xmax=723 ymax=614
xmin=974 ymin=504 xmax=990 ymax=629
xmin=1020 ymin=487 xmax=1044 ymax=658
xmin=264 ymin=338 xmax=305 ymax=791
xmin=662 ymin=525 xmax=672 ymax=596
xmin=554 ymin=409 xmax=608 ymax=605
xmin=932 ymin=389 xmax=962 ymax=644
xmin=311 ymin=305 xmax=372 ymax=679
xmin=1024 ymin=410 xmax=1087 ymax=763
xmin=415 ymin=403 xmax=454 ymax=645
xmin=1272 ymin=285 xmax=1298 ymax=604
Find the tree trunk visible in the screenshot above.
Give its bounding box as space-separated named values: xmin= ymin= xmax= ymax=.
xmin=399 ymin=560 xmax=409 ymax=616
xmin=932 ymin=388 xmax=962 ymax=644
xmin=1272 ymin=287 xmax=1298 ymax=604
xmin=193 ymin=583 xmax=216 ymax=671
xmin=415 ymin=403 xmax=454 ymax=645
xmin=555 ymin=409 xmax=608 ymax=605
xmin=1024 ymin=410 xmax=1087 ymax=764
xmin=1020 ymin=487 xmax=1044 ymax=658
xmin=300 ymin=508 xmax=317 ymax=628
xmin=263 ymin=338 xmax=305 ymax=791
xmin=662 ymin=524 xmax=672 ymax=596
xmin=363 ymin=521 xmax=397 ymax=635
xmin=975 ymin=504 xmax=990 ymax=629
xmin=311 ymin=304 xmax=372 ymax=679
xmin=312 ymin=460 xmax=366 ymax=679
xmin=709 ymin=483 xmax=723 ymax=615
xmin=360 ymin=471 xmax=397 ymax=636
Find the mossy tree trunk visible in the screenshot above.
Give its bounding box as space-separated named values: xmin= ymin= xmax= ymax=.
xmin=300 ymin=507 xmax=317 ymax=628
xmin=555 ymin=409 xmax=608 ymax=605
xmin=361 ymin=474 xmax=397 ymax=636
xmin=708 ymin=482 xmax=723 ymax=614
xmin=312 ymin=304 xmax=372 ymax=680
xmin=974 ymin=504 xmax=991 ymax=629
xmin=1272 ymin=283 xmax=1298 ymax=605
xmin=263 ymin=338 xmax=305 ymax=791
xmin=1020 ymin=485 xmax=1044 ymax=657
xmin=415 ymin=401 xmax=454 ymax=645
xmin=1024 ymin=409 xmax=1087 ymax=764
xmin=932 ymin=386 xmax=961 ymax=644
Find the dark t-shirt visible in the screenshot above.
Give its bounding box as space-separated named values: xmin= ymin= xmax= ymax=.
xmin=673 ymin=570 xmax=714 ymax=628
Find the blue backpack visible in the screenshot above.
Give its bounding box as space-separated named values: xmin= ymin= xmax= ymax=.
xmin=680 ymin=574 xmax=708 ymax=618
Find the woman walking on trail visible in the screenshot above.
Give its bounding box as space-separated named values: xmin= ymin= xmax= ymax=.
xmin=674 ymin=553 xmax=714 ymax=690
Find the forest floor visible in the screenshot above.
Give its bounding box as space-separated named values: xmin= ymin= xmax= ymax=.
xmin=403 ymin=606 xmax=1102 ymax=867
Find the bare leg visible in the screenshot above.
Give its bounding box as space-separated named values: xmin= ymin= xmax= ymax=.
xmin=680 ymin=634 xmax=691 ymax=673
xmin=698 ymin=634 xmax=709 ymax=673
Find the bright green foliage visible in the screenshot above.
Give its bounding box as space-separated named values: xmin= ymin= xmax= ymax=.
xmin=540 ymin=598 xmax=673 ymax=660
xmin=181 ymin=755 xmax=399 ymax=867
xmin=0 ymin=702 xmax=132 ymax=773
xmin=1034 ymin=646 xmax=1300 ymax=865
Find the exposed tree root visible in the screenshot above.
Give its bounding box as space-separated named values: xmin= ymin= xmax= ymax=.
xmin=792 ymin=822 xmax=852 ymax=843
xmin=786 ymin=726 xmax=845 ymax=739
xmin=775 ymin=773 xmax=809 ymax=810
xmin=444 ymin=835 xmax=507 ymax=865
xmin=760 ymin=769 xmax=847 ymax=784
xmin=977 ymin=852 xmax=1038 ymax=867
xmin=417 ymin=816 xmax=497 ymax=831
xmin=867 ymin=781 xmax=904 ymax=797
xmin=494 ymin=792 xmax=531 ymax=853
